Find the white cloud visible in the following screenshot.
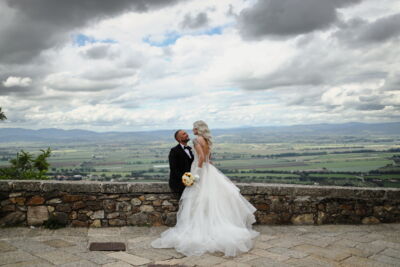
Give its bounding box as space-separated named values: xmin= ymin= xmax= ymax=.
xmin=2 ymin=76 xmax=32 ymax=87
xmin=0 ymin=0 xmax=399 ymax=131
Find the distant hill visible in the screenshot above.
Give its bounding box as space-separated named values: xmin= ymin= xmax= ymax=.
xmin=0 ymin=122 xmax=399 ymax=143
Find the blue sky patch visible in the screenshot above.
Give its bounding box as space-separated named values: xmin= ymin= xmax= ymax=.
xmin=143 ymin=25 xmax=227 ymax=47
xmin=143 ymin=32 xmax=182 ymax=47
xmin=200 ymin=26 xmax=223 ymax=36
xmin=73 ymin=34 xmax=117 ymax=46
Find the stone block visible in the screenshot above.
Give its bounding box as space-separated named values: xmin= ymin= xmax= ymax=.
xmin=72 ymin=220 xmax=88 ymax=227
xmin=164 ymin=212 xmax=177 ymax=226
xmin=42 ymin=181 xmax=102 ymax=193
xmin=291 ymin=214 xmax=314 ymax=225
xmin=153 ymin=199 xmax=162 ymax=206
xmin=257 ymin=213 xmax=280 ymax=224
xmin=72 ymin=201 xmax=86 ymax=210
xmin=140 ymin=205 xmax=154 ymax=212
xmin=70 ymin=211 xmax=77 ymax=219
xmin=255 ymin=203 xmax=269 ymax=211
xmin=317 ymin=211 xmax=327 ymax=225
xmin=131 ymin=198 xmax=142 ymax=206
xmin=47 ymin=206 xmax=55 ymax=212
xmin=128 ymin=212 xmax=149 ymax=225
xmin=86 ymin=200 xmax=103 ymax=210
xmin=47 ymin=198 xmax=62 ymax=204
xmin=63 ymin=194 xmax=84 ymax=202
xmin=362 ymin=216 xmax=380 ymax=224
xmin=100 ymin=194 xmax=120 ymax=199
xmin=145 ymin=194 xmax=157 ymax=200
xmin=102 ymin=183 xmax=128 ymax=193
xmin=12 ymin=180 xmax=41 ymax=191
xmin=78 ymin=213 xmax=89 ymax=221
xmin=107 ymin=212 xmax=120 ymax=219
xmin=117 ymin=197 xmax=131 ymax=202
xmin=56 ymin=203 xmax=72 ymax=212
xmin=386 ymin=189 xmax=400 ymax=199
xmin=0 ymin=181 xmax=11 ymax=191
xmin=91 ymin=210 xmax=105 ymax=219
xmin=10 ymin=197 xmax=25 ymax=205
xmin=26 ymin=195 xmax=45 ymax=205
xmin=90 ymin=219 xmax=102 ymax=227
xmin=355 ymin=188 xmax=386 ymax=199
xmin=2 ymin=204 xmax=16 ymax=212
xmin=9 ymin=192 xmax=22 ymax=197
xmin=162 ymin=200 xmax=172 ymax=206
xmin=109 ymin=219 xmax=126 ymax=226
xmin=27 ymin=205 xmax=49 ymax=225
xmin=0 ymin=211 xmax=26 ymax=226
xmin=116 ymin=201 xmax=131 ymax=212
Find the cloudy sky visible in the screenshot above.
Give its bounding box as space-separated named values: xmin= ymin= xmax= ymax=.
xmin=0 ymin=0 xmax=399 ymax=131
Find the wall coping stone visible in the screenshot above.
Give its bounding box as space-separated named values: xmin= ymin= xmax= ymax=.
xmin=1 ymin=180 xmax=399 ymax=200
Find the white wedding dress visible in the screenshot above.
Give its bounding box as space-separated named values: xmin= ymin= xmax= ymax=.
xmin=151 ymin=138 xmax=259 ymax=257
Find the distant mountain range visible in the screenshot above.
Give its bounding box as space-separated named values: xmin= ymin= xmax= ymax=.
xmin=0 ymin=122 xmax=399 ymax=143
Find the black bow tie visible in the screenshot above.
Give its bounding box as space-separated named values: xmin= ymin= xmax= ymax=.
xmin=184 ymin=146 xmax=191 ymax=150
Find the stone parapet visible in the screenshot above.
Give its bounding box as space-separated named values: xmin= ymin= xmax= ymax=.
xmin=0 ymin=180 xmax=399 ymax=227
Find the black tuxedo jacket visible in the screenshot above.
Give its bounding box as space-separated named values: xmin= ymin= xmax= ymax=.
xmin=168 ymin=144 xmax=194 ymax=196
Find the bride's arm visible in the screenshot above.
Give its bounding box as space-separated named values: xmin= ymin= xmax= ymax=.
xmin=194 ymin=137 xmax=206 ymax=168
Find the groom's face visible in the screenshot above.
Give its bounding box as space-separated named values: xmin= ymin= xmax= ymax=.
xmin=178 ymin=130 xmax=190 ymax=143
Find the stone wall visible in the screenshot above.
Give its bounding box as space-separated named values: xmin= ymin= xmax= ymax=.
xmin=0 ymin=180 xmax=399 ymax=227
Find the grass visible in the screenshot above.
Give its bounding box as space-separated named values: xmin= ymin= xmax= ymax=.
xmin=1 ymin=138 xmax=399 ymax=187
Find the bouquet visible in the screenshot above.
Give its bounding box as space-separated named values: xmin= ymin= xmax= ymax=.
xmin=182 ymin=172 xmax=200 ymax=186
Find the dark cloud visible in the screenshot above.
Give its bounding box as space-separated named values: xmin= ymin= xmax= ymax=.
xmin=238 ymin=0 xmax=362 ymax=40
xmin=0 ymin=85 xmax=34 ymax=96
xmin=180 ymin=12 xmax=209 ymax=29
xmin=234 ymin=50 xmax=344 ymax=90
xmin=334 ymin=13 xmax=400 ymax=45
xmin=82 ymin=68 xmax=136 ymax=81
xmin=80 ymin=44 xmax=119 ymax=60
xmin=0 ymin=0 xmax=181 ymax=64
xmin=353 ymin=103 xmax=385 ymax=111
xmin=382 ymin=73 xmax=400 ymax=91
xmin=359 ymin=13 xmax=400 ymax=43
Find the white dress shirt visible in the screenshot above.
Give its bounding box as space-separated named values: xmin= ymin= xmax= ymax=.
xmin=180 ymin=144 xmax=192 ymax=159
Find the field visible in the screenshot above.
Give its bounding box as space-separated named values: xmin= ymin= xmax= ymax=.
xmin=1 ymin=134 xmax=399 ymax=188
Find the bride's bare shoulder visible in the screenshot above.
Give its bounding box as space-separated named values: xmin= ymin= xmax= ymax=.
xmin=195 ymin=136 xmax=206 ymax=144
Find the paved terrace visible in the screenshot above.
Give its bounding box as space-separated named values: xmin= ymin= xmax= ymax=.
xmin=1 ymin=224 xmax=400 ymax=267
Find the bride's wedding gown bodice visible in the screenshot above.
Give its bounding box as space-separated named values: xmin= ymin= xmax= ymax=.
xmin=151 ymin=138 xmax=259 ymax=257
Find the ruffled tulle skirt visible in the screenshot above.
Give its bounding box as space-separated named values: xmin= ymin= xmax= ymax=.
xmin=151 ymin=163 xmax=259 ymax=257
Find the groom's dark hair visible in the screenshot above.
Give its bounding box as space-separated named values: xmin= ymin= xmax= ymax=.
xmin=174 ymin=129 xmax=182 ymax=141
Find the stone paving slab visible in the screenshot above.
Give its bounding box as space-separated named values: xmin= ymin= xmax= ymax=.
xmin=0 ymin=251 xmax=39 ymax=265
xmin=108 ymin=252 xmax=152 ymax=266
xmin=35 ymin=250 xmax=81 ymax=265
xmin=0 ymin=241 xmax=16 ymax=253
xmin=0 ymin=224 xmax=399 ymax=266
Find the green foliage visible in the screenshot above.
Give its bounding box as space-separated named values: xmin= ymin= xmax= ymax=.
xmin=0 ymin=107 xmax=6 ymax=121
xmin=0 ymin=148 xmax=52 ymax=180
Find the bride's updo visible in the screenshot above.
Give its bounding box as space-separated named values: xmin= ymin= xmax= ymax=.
xmin=193 ymin=120 xmax=213 ymax=147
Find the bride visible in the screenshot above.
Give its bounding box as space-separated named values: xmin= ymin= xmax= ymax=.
xmin=151 ymin=120 xmax=259 ymax=257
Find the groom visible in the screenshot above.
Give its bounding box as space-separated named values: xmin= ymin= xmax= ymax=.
xmin=168 ymin=130 xmax=194 ymax=199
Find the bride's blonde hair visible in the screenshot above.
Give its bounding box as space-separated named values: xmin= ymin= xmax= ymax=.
xmin=193 ymin=120 xmax=213 ymax=147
